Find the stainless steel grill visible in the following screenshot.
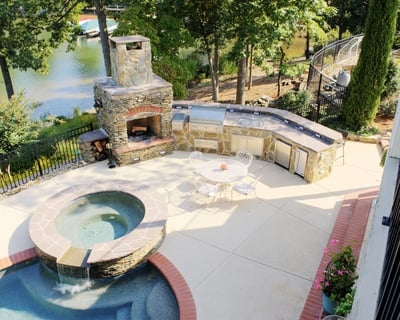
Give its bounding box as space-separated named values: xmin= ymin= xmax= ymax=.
xmin=189 ymin=105 xmax=226 ymax=133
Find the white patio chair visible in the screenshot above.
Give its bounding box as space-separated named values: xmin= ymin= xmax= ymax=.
xmin=191 ymin=176 xmax=221 ymax=207
xmin=231 ymin=173 xmax=260 ymax=198
xmin=234 ymin=150 xmax=254 ymax=168
xmin=188 ymin=151 xmax=205 ymax=170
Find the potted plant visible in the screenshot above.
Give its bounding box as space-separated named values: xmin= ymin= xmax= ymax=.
xmin=314 ymin=240 xmax=358 ymax=315
xmin=334 ymin=289 xmax=356 ymax=317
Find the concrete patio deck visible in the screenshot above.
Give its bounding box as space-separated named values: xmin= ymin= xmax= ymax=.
xmin=0 ymin=140 xmax=383 ymax=319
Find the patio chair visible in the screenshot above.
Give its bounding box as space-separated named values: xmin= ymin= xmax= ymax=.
xmin=188 ymin=151 xmax=205 ymax=170
xmin=234 ymin=150 xmax=254 ymax=168
xmin=335 ymin=129 xmax=348 ymax=165
xmin=191 ymin=176 xmax=221 ymax=207
xmin=231 ymin=173 xmax=260 ymax=198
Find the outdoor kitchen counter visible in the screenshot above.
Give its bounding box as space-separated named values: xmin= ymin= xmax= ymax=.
xmin=172 ymin=102 xmax=343 ymax=182
xmin=223 ymin=109 xmax=343 ymax=153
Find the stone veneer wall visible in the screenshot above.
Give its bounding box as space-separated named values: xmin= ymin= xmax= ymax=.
xmin=35 ymin=228 xmax=166 ymax=279
xmin=89 ymin=229 xmax=165 ymax=278
xmin=173 ymin=123 xmax=337 ymax=183
xmin=110 ymin=36 xmax=153 ymax=87
xmin=94 ymin=77 xmax=174 ymax=165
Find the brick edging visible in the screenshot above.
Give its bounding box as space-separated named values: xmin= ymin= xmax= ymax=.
xmin=300 ymin=188 xmax=378 ymax=320
xmin=0 ymin=247 xmax=37 ymax=270
xmin=149 ymin=252 xmax=197 ymax=320
xmin=1 ymin=250 xmax=197 ymax=320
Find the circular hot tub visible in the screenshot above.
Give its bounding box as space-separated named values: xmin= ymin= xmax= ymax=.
xmin=55 ymin=191 xmax=144 ymax=249
xmin=29 ymin=180 xmax=168 ymax=278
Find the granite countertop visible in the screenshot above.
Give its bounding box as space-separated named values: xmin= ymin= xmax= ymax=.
xmin=223 ymin=111 xmax=341 ymax=152
xmin=171 ymin=103 xmax=344 ymax=153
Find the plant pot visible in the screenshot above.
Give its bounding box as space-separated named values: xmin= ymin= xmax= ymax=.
xmin=322 ymin=316 xmax=346 ymax=320
xmin=322 ymin=292 xmax=337 ymax=315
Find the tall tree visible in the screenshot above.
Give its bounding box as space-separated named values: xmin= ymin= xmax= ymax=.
xmin=94 ymin=0 xmax=112 ymax=76
xmin=230 ymin=0 xmax=332 ymax=104
xmin=176 ymin=0 xmax=230 ymax=102
xmin=116 ymin=0 xmax=193 ymax=58
xmin=0 ymin=93 xmax=38 ymax=154
xmin=326 ymin=0 xmax=368 ymax=40
xmin=114 ymin=0 xmax=195 ymax=98
xmin=0 ymin=0 xmax=83 ymax=100
xmin=342 ymin=0 xmax=399 ymax=129
xmin=229 ymin=0 xmax=276 ymax=104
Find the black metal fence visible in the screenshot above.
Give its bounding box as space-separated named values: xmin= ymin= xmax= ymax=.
xmin=305 ymin=35 xmax=363 ymax=124
xmin=0 ymin=123 xmax=93 ymax=194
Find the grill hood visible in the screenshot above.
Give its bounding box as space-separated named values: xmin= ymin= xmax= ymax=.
xmin=189 ymin=106 xmax=226 ymax=125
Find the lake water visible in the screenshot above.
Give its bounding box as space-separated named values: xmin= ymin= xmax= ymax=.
xmin=0 ymin=38 xmax=105 ymax=119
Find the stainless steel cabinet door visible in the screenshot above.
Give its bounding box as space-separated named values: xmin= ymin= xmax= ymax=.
xmin=275 ymin=140 xmax=291 ymax=169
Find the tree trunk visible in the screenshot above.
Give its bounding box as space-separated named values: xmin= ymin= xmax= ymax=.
xmin=277 ymin=47 xmax=285 ymax=96
xmin=213 ymin=38 xmax=220 ymax=101
xmin=305 ymin=30 xmax=311 ymax=59
xmin=204 ymin=37 xmax=218 ymax=102
xmin=0 ymin=49 xmax=14 ymax=99
xmin=247 ymin=44 xmax=253 ymax=90
xmin=235 ymin=56 xmax=247 ymax=105
xmin=95 ymin=0 xmax=112 ymax=76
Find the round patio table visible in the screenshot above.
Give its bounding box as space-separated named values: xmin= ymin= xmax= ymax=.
xmin=195 ymin=158 xmax=248 ymax=184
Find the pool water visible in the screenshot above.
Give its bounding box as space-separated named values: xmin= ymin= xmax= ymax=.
xmin=55 ymin=191 xmax=144 ymax=248
xmin=0 ymin=261 xmax=179 ymax=320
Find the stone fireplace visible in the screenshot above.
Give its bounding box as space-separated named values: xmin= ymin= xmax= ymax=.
xmin=94 ymin=35 xmax=174 ymax=165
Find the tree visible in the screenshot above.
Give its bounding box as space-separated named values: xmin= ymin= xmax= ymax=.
xmin=94 ymin=0 xmax=112 ymax=76
xmin=0 ymin=93 xmax=38 ymax=154
xmin=175 ymin=0 xmax=231 ymax=102
xmin=342 ymin=0 xmax=399 ymax=129
xmin=0 ymin=0 xmax=84 ymax=100
xmin=85 ymin=0 xmax=128 ymax=77
xmin=326 ymin=0 xmax=368 ymax=40
xmin=114 ymin=0 xmax=196 ymax=98
xmin=116 ymin=0 xmax=193 ymax=58
xmin=230 ymin=0 xmax=332 ymax=104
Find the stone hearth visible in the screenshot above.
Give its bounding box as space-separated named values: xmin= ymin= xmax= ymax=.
xmin=94 ymin=35 xmax=174 ymax=165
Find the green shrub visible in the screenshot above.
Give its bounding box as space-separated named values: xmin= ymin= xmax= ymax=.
xmin=335 ymin=289 xmax=356 ymax=316
xmin=378 ymin=97 xmax=397 ymax=118
xmin=38 ymin=111 xmax=98 ymax=139
xmin=381 ymin=58 xmax=400 ymax=100
xmin=153 ymin=56 xmax=195 ymax=99
xmin=276 ymin=90 xmax=311 ymax=117
xmin=220 ymin=56 xmax=237 ymax=76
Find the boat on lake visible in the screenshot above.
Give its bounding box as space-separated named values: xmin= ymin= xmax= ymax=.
xmin=78 ymin=19 xmax=118 ymax=38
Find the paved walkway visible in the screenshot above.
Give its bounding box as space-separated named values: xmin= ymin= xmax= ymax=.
xmin=0 ymin=141 xmax=383 ymax=319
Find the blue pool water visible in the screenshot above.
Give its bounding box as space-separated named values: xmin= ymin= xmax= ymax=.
xmin=55 ymin=191 xmax=144 ymax=248
xmin=0 ymin=261 xmax=179 ymax=320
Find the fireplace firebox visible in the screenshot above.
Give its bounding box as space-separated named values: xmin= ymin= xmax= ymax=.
xmin=127 ymin=115 xmax=161 ymax=142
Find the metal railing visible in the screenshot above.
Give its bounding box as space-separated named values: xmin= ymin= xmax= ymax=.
xmin=305 ymin=35 xmax=363 ymax=124
xmin=0 ymin=123 xmax=93 ymax=194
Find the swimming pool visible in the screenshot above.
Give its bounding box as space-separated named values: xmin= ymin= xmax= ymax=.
xmin=0 ymin=260 xmax=179 ymax=320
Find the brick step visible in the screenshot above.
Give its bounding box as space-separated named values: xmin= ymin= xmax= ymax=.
xmin=343 ymin=190 xmax=377 ymax=256
xmin=300 ymin=188 xmax=378 ymax=320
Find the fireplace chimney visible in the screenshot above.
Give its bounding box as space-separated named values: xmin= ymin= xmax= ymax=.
xmin=109 ymin=35 xmax=152 ymax=87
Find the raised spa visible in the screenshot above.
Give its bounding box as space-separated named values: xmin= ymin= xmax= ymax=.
xmin=55 ymin=191 xmax=144 ymax=249
xmin=29 ymin=180 xmax=168 ymax=278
